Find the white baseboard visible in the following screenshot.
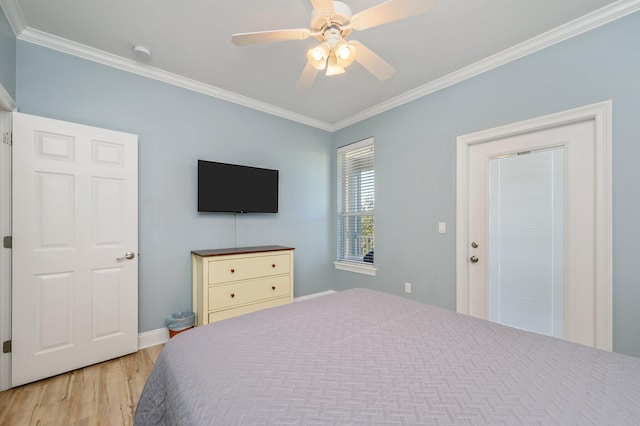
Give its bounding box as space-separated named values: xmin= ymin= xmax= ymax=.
xmin=138 ymin=289 xmax=337 ymax=348
xmin=138 ymin=327 xmax=169 ymax=349
xmin=294 ymin=290 xmax=336 ymax=302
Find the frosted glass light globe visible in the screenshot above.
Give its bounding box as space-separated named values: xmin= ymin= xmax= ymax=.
xmin=311 ymin=49 xmax=324 ymax=61
xmin=338 ymin=46 xmax=351 ymax=60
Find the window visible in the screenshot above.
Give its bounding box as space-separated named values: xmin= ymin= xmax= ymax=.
xmin=336 ymin=138 xmax=375 ymax=275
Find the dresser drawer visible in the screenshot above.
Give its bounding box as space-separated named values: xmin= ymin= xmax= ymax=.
xmin=209 ymin=276 xmax=290 ymax=310
xmin=208 ymin=254 xmax=290 ymax=284
xmin=193 ymin=246 xmax=294 ymax=326
xmin=208 ymin=297 xmax=290 ymax=323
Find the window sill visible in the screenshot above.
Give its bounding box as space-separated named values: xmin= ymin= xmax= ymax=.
xmin=334 ymin=261 xmax=377 ymax=276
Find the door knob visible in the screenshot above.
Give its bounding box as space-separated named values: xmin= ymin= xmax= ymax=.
xmin=469 ymin=255 xmax=479 ymax=263
xmin=116 ymin=252 xmax=136 ymax=261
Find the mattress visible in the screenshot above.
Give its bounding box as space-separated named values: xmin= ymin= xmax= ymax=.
xmin=135 ymin=288 xmax=640 ymax=425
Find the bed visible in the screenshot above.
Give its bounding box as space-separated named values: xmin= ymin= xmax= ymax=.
xmin=135 ymin=288 xmax=640 ymax=425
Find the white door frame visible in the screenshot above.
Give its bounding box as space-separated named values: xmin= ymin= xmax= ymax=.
xmin=0 ymin=90 xmax=18 ymax=393
xmin=0 ymin=82 xmax=17 ymax=391
xmin=0 ymin=107 xmax=15 ymax=391
xmin=456 ymin=101 xmax=612 ymax=351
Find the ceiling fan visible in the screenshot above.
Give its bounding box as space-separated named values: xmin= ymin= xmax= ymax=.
xmin=231 ymin=0 xmax=438 ymax=90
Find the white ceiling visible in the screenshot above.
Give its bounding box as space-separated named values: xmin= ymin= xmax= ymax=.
xmin=1 ymin=0 xmax=634 ymax=129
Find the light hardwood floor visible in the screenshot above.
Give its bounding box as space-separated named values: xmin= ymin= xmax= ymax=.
xmin=0 ymin=345 xmax=163 ymax=426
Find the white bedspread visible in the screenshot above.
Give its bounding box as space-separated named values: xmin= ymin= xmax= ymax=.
xmin=135 ymin=288 xmax=640 ymax=425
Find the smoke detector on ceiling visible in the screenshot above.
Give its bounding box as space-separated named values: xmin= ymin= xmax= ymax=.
xmin=132 ymin=45 xmax=152 ymax=60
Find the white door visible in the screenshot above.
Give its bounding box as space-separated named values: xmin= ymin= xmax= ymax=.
xmin=11 ymin=112 xmax=138 ymax=386
xmin=486 ymin=147 xmax=566 ymax=339
xmin=456 ymin=102 xmax=612 ymax=350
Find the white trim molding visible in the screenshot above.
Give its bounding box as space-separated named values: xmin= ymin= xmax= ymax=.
xmin=456 ymin=101 xmax=613 ymax=352
xmin=294 ymin=290 xmax=337 ymax=302
xmin=332 ymin=0 xmax=640 ymax=130
xmin=138 ymin=289 xmax=339 ymax=349
xmin=2 ymin=0 xmax=638 ymax=131
xmin=334 ymin=261 xmax=376 ymax=276
xmin=0 ymin=112 xmax=11 ymax=391
xmin=16 ymin=27 xmax=333 ymax=132
xmin=0 ymin=0 xmax=26 ymax=36
xmin=138 ymin=327 xmax=169 ymax=350
xmin=0 ymin=84 xmax=16 ymax=112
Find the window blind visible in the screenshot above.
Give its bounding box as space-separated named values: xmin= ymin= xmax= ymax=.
xmin=337 ymin=138 xmax=374 ymax=263
xmin=488 ymin=147 xmax=565 ymax=338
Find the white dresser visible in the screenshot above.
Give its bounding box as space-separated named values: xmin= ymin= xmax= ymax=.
xmin=192 ymin=245 xmax=294 ymax=326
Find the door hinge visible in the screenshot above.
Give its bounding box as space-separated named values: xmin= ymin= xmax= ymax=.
xmin=2 ymin=340 xmax=10 ymax=353
xmin=2 ymin=132 xmax=11 ymax=145
xmin=2 ymin=236 xmax=11 ymax=249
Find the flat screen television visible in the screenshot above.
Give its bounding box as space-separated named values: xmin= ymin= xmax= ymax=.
xmin=198 ymin=160 xmax=279 ymax=213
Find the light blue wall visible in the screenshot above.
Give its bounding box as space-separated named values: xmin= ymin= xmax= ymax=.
xmin=16 ymin=41 xmax=334 ymax=332
xmin=333 ymin=12 xmax=640 ymax=357
xmin=10 ymin=11 xmax=640 ymax=356
xmin=0 ymin=6 xmax=16 ymax=100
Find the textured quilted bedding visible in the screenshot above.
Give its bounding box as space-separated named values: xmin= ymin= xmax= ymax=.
xmin=135 ymin=288 xmax=640 ymax=425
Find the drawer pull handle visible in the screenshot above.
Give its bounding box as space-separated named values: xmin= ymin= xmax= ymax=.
xmin=272 ymin=286 xmax=276 ymax=290
xmin=230 ymin=293 xmax=235 ymax=298
xmin=272 ymin=264 xmax=276 ymax=268
xmin=230 ymin=268 xmax=235 ymax=273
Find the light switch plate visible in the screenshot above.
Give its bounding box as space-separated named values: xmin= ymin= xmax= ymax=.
xmin=438 ymin=222 xmax=446 ymax=234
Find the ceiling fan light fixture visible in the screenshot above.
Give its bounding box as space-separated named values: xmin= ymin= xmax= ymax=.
xmin=307 ymin=43 xmax=330 ymax=70
xmin=231 ymin=0 xmax=438 ymax=88
xmin=338 ymin=46 xmax=350 ymax=60
xmin=334 ymin=40 xmax=356 ymax=68
xmin=325 ymin=54 xmax=345 ymax=76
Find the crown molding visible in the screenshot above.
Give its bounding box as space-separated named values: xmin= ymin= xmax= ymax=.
xmin=0 ymin=83 xmax=16 ymax=112
xmin=4 ymin=0 xmax=639 ymax=132
xmin=330 ymin=0 xmax=640 ymax=131
xmin=16 ymin=28 xmax=334 ymax=131
xmin=0 ymin=0 xmax=25 ymax=36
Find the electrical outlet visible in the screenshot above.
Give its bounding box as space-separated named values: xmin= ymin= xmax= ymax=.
xmin=404 ymin=282 xmax=412 ymax=293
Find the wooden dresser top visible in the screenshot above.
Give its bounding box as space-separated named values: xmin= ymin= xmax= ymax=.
xmin=192 ymin=245 xmax=295 ymax=257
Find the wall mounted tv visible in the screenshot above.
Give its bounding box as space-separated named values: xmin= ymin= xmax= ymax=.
xmin=198 ymin=160 xmax=279 ymax=213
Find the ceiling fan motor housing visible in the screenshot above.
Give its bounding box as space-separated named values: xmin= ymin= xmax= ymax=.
xmin=311 ymin=1 xmax=353 ymax=40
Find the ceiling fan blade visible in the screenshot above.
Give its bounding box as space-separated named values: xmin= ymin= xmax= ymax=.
xmin=232 ymin=29 xmax=311 ymax=46
xmin=311 ymin=0 xmax=335 ymax=15
xmin=351 ymin=41 xmax=395 ymax=81
xmin=351 ymin=0 xmax=437 ymax=31
xmin=296 ymin=62 xmax=320 ymax=90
